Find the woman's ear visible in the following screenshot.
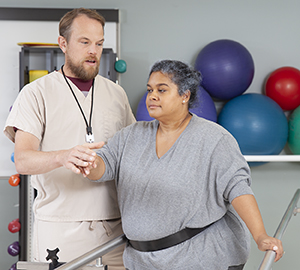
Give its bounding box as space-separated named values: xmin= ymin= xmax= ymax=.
xmin=183 ymin=90 xmax=191 ymax=102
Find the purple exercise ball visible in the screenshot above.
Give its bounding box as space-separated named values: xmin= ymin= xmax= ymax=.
xmin=136 ymin=92 xmax=154 ymax=121
xmin=190 ymin=86 xmax=217 ymax=122
xmin=195 ymin=39 xmax=254 ymax=100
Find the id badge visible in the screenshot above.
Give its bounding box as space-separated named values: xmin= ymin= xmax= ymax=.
xmin=85 ymin=133 xmax=95 ymax=143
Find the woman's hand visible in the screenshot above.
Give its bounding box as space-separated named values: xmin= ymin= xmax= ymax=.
xmin=231 ymin=195 xmax=284 ymax=263
xmin=256 ymin=233 xmax=284 ymax=262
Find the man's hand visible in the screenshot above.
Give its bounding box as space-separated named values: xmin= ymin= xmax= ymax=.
xmin=59 ymin=142 xmax=105 ymax=175
xmin=14 ymin=129 xmax=105 ymax=176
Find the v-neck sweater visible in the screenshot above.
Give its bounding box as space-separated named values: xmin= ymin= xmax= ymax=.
xmin=96 ymin=115 xmax=253 ymax=269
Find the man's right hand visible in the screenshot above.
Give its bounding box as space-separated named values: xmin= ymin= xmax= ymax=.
xmin=60 ymin=142 xmax=104 ymax=175
xmin=14 ymin=129 xmax=104 ymax=175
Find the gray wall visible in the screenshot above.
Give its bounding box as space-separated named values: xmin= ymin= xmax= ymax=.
xmin=0 ymin=1 xmax=299 ymax=269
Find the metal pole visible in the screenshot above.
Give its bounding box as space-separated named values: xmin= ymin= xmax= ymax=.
xmin=258 ymin=189 xmax=300 ymax=270
xmin=56 ymin=234 xmax=127 ymax=270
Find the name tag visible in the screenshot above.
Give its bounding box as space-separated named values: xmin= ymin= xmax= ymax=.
xmin=86 ymin=133 xmax=95 ymax=143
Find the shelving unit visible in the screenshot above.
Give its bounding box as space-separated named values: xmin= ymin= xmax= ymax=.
xmin=19 ymin=46 xmax=118 ymax=87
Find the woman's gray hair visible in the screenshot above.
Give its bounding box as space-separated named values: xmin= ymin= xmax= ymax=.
xmin=149 ymin=60 xmax=202 ymax=108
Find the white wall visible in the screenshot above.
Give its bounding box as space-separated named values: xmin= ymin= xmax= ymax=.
xmin=0 ymin=1 xmax=299 ymax=269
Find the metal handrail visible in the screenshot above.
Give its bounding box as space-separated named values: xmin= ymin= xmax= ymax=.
xmin=258 ymin=189 xmax=300 ymax=270
xmin=56 ymin=234 xmax=127 ymax=270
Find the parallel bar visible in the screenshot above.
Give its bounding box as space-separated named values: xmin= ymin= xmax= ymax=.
xmin=258 ymin=189 xmax=300 ymax=270
xmin=244 ymin=155 xmax=300 ymax=162
xmin=56 ymin=234 xmax=127 ymax=270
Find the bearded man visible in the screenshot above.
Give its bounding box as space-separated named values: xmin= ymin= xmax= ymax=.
xmin=4 ymin=8 xmax=135 ymax=269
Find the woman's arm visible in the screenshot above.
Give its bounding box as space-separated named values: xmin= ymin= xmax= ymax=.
xmin=231 ymin=194 xmax=284 ymax=262
xmin=82 ymin=155 xmax=106 ymax=180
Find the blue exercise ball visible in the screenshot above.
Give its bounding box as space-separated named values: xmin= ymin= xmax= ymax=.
xmin=195 ymin=39 xmax=254 ymax=100
xmin=136 ymin=88 xmax=217 ymax=122
xmin=218 ymin=93 xmax=288 ymax=155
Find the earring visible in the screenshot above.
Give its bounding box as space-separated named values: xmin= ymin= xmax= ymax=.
xmin=183 ymin=100 xmax=186 ymax=103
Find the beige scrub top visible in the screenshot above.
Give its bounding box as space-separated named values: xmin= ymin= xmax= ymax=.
xmin=4 ymin=71 xmax=135 ymax=222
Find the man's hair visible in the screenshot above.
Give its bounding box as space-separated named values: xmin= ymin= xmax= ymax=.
xmin=59 ymin=8 xmax=105 ymax=42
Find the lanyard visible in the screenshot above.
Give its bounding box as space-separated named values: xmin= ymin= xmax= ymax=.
xmin=61 ymin=65 xmax=95 ymax=143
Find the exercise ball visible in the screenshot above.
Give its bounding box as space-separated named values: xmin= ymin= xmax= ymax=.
xmin=195 ymin=39 xmax=254 ymax=100
xmin=190 ymin=86 xmax=217 ymax=122
xmin=135 ymin=87 xmax=217 ymax=122
xmin=265 ymin=66 xmax=300 ymax=111
xmin=136 ymin=92 xmax=154 ymax=121
xmin=218 ymin=93 xmax=288 ymax=155
xmin=288 ymin=105 xmax=300 ymax=154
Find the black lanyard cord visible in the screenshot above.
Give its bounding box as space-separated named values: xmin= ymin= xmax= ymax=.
xmin=61 ymin=65 xmax=94 ymax=135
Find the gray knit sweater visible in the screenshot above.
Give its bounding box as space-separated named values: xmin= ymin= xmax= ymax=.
xmin=96 ymin=115 xmax=253 ymax=270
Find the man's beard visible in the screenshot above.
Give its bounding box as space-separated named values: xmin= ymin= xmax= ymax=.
xmin=66 ymin=55 xmax=100 ymax=81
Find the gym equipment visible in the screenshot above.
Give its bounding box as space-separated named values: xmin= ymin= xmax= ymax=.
xmin=7 ymin=241 xmax=19 ymax=256
xmin=136 ymin=92 xmax=154 ymax=121
xmin=9 ymin=174 xmax=20 ymax=186
xmin=136 ymin=87 xmax=217 ymax=122
xmin=114 ymin=59 xmax=127 ymax=73
xmin=189 ymin=86 xmax=217 ymax=122
xmin=288 ymin=105 xmax=300 ymax=154
xmin=9 ymin=263 xmax=16 ymax=270
xmin=195 ymin=39 xmax=254 ymax=100
xmin=46 ymin=248 xmax=64 ymax=269
xmin=218 ymin=93 xmax=288 ymax=155
xmin=265 ymin=66 xmax=300 ymax=111
xmin=29 ymin=70 xmax=48 ymax=83
xmin=8 ymin=218 xmax=21 ymax=233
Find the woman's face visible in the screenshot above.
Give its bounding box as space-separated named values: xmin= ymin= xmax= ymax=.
xmin=146 ymin=71 xmax=187 ymax=121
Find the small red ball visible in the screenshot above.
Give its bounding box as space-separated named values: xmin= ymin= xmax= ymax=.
xmin=265 ymin=66 xmax=300 ymax=111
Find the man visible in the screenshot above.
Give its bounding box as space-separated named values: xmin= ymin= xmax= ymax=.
xmin=4 ymin=8 xmax=135 ymax=269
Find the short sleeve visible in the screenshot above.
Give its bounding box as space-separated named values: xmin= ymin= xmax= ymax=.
xmin=4 ymin=84 xmax=45 ymax=143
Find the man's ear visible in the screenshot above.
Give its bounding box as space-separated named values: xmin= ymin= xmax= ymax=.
xmin=58 ymin=36 xmax=67 ymax=53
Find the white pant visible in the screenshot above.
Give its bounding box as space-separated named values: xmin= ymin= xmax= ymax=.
xmin=33 ymin=218 xmax=125 ymax=270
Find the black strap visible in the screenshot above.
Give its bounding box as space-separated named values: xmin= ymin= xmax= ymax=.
xmin=128 ymin=225 xmax=211 ymax=252
xmin=61 ymin=65 xmax=95 ymax=136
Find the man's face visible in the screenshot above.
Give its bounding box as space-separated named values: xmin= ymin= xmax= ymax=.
xmin=61 ymin=15 xmax=104 ymax=80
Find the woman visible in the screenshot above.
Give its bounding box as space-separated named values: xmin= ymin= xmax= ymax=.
xmin=79 ymin=60 xmax=283 ymax=269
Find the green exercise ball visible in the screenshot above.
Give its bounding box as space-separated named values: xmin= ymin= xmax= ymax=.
xmin=288 ymin=105 xmax=300 ymax=154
